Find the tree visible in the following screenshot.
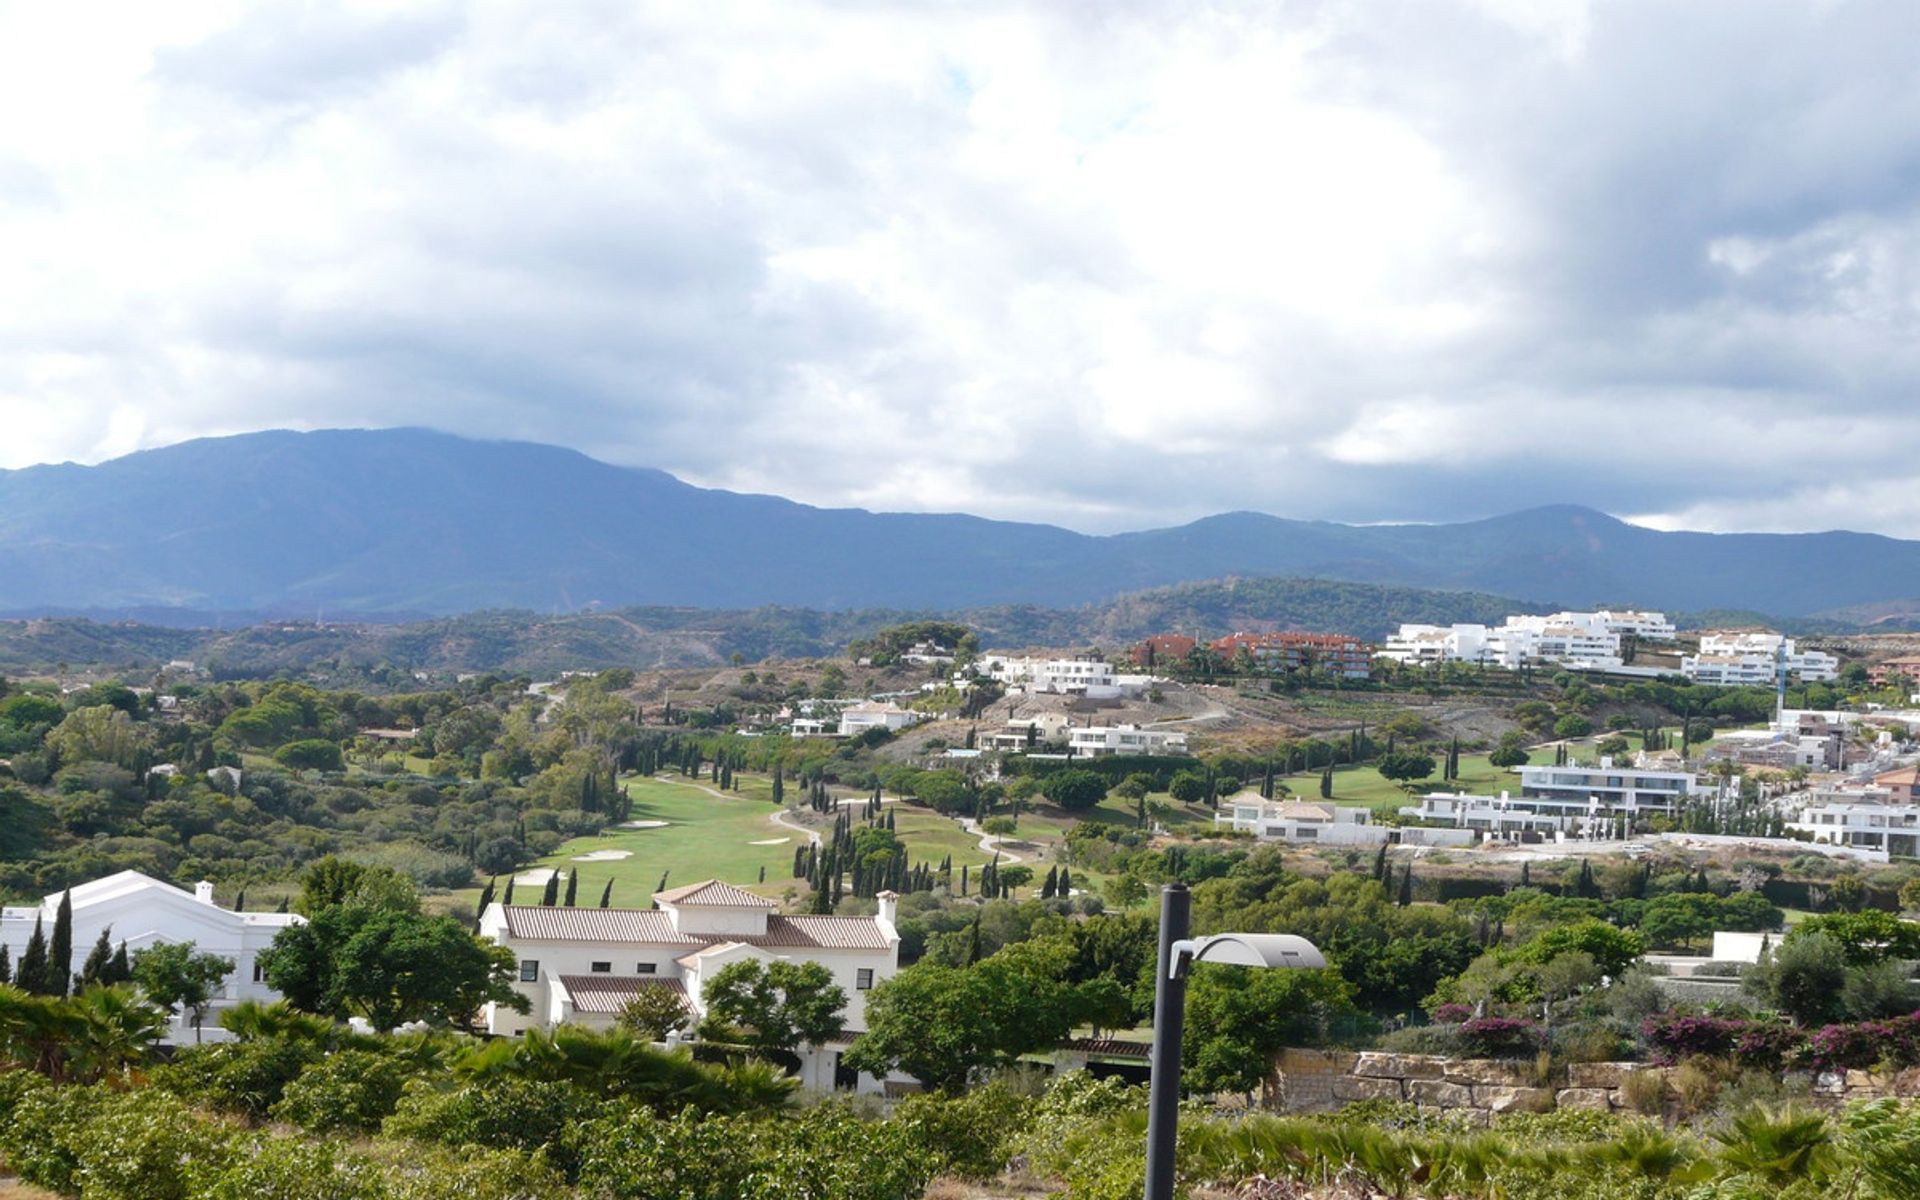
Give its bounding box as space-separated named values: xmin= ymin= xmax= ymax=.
xmin=1553 ymin=714 xmax=1594 ymax=740
xmin=700 ymin=959 xmax=847 ymax=1053
xmin=48 ymin=889 xmax=72 ymax=998
xmin=1788 ymin=910 xmax=1920 ymax=965
xmin=1040 ymin=769 xmax=1108 ymax=812
xmin=16 ymin=914 xmax=50 ymax=996
xmin=46 ymin=705 xmax=151 ymax=769
xmin=78 ymin=927 xmax=117 ymax=987
xmin=617 ymin=986 xmax=691 ymax=1041
xmin=273 ymin=739 xmax=344 ymax=771
xmin=1376 ymin=751 xmax=1436 ymax=787
xmin=1488 ymin=732 xmax=1531 ymax=768
xmin=131 ymin=941 xmax=235 ymax=1041
xmin=1183 ymin=965 xmax=1360 ymax=1096
xmin=261 ymin=906 xmax=528 ymax=1032
xmin=295 ymin=856 xmax=416 ymax=916
xmin=1746 ymin=931 xmax=1848 ymax=1026
xmin=1168 ymin=771 xmax=1209 ymax=804
xmin=541 ymin=873 xmax=561 ymax=907
xmin=564 ymin=872 xmax=579 ymax=908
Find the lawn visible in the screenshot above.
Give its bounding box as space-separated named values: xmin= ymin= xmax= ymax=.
xmin=486 ymin=775 xmax=797 ymax=908
xmin=1302 ymin=751 xmax=1518 ymax=808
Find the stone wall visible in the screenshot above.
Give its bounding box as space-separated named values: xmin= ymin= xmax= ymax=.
xmin=1273 ymin=1049 xmax=1920 ymax=1124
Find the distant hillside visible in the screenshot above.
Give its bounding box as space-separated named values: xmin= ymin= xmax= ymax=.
xmin=7 ymin=427 xmax=1920 ymax=616
xmin=0 ymin=577 xmax=1556 ymax=676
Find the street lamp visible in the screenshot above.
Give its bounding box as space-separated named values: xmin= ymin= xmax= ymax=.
xmin=1143 ymin=882 xmax=1326 ymax=1200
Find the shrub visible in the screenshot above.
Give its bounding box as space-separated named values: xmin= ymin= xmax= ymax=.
xmin=195 ymin=1136 xmax=388 ymax=1200
xmin=154 ymin=1038 xmax=321 ymax=1122
xmin=383 ymin=1077 xmax=602 ymax=1178
xmin=892 ymin=1080 xmax=1032 ymax=1179
xmin=370 ymin=1144 xmax=563 ymax=1200
xmin=1458 ymin=1016 xmax=1540 ymax=1058
xmin=273 ymin=1049 xmax=413 ymax=1134
xmin=1619 ymin=1068 xmax=1667 ymax=1116
xmin=1431 ymin=1002 xmax=1473 ymax=1024
xmin=1640 ymin=1014 xmax=1744 ymax=1064
xmin=72 ymin=1089 xmax=235 ymax=1200
xmin=0 ymin=1083 xmax=106 ymax=1195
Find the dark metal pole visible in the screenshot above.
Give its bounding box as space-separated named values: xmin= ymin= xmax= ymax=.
xmin=1144 ymin=882 xmax=1191 ymax=1200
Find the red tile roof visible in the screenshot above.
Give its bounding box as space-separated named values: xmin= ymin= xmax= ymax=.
xmin=498 ymin=906 xmax=891 ymax=951
xmin=653 ymin=879 xmax=776 ymax=908
xmin=555 ymin=975 xmax=687 ymax=1016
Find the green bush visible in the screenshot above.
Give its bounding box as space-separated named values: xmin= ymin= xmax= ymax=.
xmin=273 ymin=1049 xmax=414 ymax=1134
xmin=195 ymin=1136 xmax=389 ymax=1200
xmin=154 ymin=1038 xmax=321 ymax=1122
xmin=71 ymin=1089 xmax=235 ymax=1200
xmin=0 ymin=1082 xmax=105 ymax=1195
xmin=383 ymin=1077 xmax=601 ymax=1178
xmin=891 ymin=1080 xmax=1032 ymax=1179
xmin=370 ymin=1144 xmax=562 ymax=1200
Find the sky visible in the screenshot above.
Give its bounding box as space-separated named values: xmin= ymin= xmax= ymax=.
xmin=3 ymin=1 xmax=1920 ymax=536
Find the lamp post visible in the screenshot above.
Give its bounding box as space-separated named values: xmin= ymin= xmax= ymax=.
xmin=1142 ymin=882 xmax=1326 ymax=1200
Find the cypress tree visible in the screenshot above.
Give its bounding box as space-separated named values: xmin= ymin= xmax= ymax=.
xmin=79 ymin=927 xmax=114 ymax=987
xmin=1397 ymin=865 xmax=1413 ymax=907
xmin=564 ymin=872 xmax=579 ymax=907
xmin=0 ymin=942 xmax=9 ymax=984
xmin=657 ymin=871 xmax=670 ymax=894
xmin=793 ymin=846 xmax=806 ymax=877
xmin=276 ymin=897 xmax=289 ymax=913
xmin=1371 ymin=843 xmax=1389 ymax=887
xmin=772 ymin=765 xmax=785 ymax=806
xmin=18 ymin=915 xmax=49 ymax=995
xmin=1519 ymin=861 xmax=1531 ymax=888
xmin=1319 ymin=767 xmax=1333 ymax=799
xmin=48 ymin=890 xmax=72 ymax=997
xmin=1059 ymin=866 xmax=1072 ymax=895
xmin=966 ymin=913 xmax=983 ymax=965
xmin=758 ymin=865 xmax=766 ymax=884
xmin=502 ymin=878 xmax=517 ymax=906
xmin=541 ymin=873 xmax=560 ymax=906
xmin=960 ymin=864 xmax=969 ymax=896
xmin=476 ymin=878 xmax=497 ymax=919
xmin=233 ymin=887 xmax=247 ymax=912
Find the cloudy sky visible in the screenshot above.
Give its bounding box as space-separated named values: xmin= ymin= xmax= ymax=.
xmin=3 ymin=1 xmax=1920 ymax=536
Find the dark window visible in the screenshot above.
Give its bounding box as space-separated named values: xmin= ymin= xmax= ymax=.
xmin=856 ymin=968 xmax=874 ymax=990
xmin=252 ymin=961 xmax=264 ymax=983
xmin=590 ymin=961 xmax=611 ymax=973
xmin=519 ymin=960 xmax=539 ymax=982
xmin=636 ymin=962 xmax=657 ymax=975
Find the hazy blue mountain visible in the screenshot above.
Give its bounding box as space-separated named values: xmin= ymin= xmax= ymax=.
xmin=2 ymin=427 xmax=1916 ymax=617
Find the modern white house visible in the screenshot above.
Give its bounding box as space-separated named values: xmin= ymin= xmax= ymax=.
xmin=1066 ymin=724 xmax=1189 ymax=757
xmin=1788 ymin=802 xmax=1920 ymax=857
xmin=836 ymin=703 xmax=924 ymax=737
xmin=478 ymin=879 xmax=902 ymax=1093
xmin=1214 ymin=795 xmax=1386 ymax=845
xmin=1405 ymin=759 xmax=1693 ymax=836
xmin=1682 ymin=632 xmax=1839 ymax=686
xmin=1381 ymin=611 xmax=1656 ymax=672
xmin=0 ymin=870 xmax=303 ymax=1041
xmin=979 ymin=655 xmax=1151 ymax=700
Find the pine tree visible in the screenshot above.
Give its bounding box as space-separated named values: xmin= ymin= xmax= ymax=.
xmin=48 ymin=889 xmax=72 ymax=998
xmin=564 ymin=872 xmax=579 ymax=907
xmin=79 ymin=927 xmax=115 ymax=987
xmin=18 ymin=914 xmax=49 ymax=995
xmin=541 ymin=873 xmax=560 ymax=906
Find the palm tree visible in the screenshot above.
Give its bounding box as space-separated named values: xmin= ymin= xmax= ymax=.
xmin=65 ymin=985 xmax=168 ymax=1084
xmin=1712 ymin=1106 xmax=1834 ymax=1186
xmin=0 ymin=982 xmax=80 ymax=1079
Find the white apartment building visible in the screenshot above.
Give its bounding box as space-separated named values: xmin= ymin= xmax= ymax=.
xmin=1381 ymin=611 xmax=1657 ymax=672
xmin=1405 ymin=759 xmax=1694 ymax=835
xmin=0 ymin=871 xmax=303 ymax=1042
xmin=836 ymin=703 xmax=924 ymax=737
xmin=480 ymin=880 xmax=902 ymax=1093
xmin=1214 ymin=795 xmax=1386 ymax=845
xmin=1789 ymin=803 xmax=1920 ymax=857
xmin=1682 ymin=632 xmax=1839 ymax=686
xmin=1066 ymin=724 xmax=1190 ymax=757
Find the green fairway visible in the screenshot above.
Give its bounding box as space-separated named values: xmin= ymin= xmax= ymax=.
xmin=1306 ymin=752 xmax=1518 ymax=807
xmin=505 ymin=775 xmax=796 ymax=908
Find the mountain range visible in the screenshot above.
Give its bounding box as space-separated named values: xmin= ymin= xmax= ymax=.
xmin=1 ymin=427 xmax=1915 ymax=620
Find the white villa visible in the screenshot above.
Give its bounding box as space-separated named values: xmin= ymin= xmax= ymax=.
xmin=1682 ymin=632 xmax=1839 ymax=686
xmin=479 ymin=879 xmax=902 ymax=1093
xmin=1405 ymin=760 xmax=1695 ymax=836
xmin=0 ymin=870 xmax=303 ymax=1041
xmin=1215 ymin=795 xmax=1386 ymax=845
xmin=836 ymin=703 xmax=924 ymax=737
xmin=1066 ymin=724 xmax=1189 ymax=757
xmin=979 ymin=655 xmax=1152 ymax=700
xmin=1789 ymin=802 xmax=1920 ymax=858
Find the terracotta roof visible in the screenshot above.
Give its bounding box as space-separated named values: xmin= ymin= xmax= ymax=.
xmin=652 ymin=879 xmax=776 ymax=908
xmin=555 ymin=975 xmax=687 ymax=1016
xmin=498 ymin=906 xmax=891 ymax=951
xmin=500 ymin=907 xmax=700 ymax=944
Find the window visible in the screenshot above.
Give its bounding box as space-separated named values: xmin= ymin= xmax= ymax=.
xmin=590 ymin=961 xmax=612 ymax=973
xmin=635 ymin=962 xmax=657 ymax=975
xmin=856 ymin=968 xmax=874 ymax=990
xmin=519 ymin=960 xmax=539 ymax=982
xmin=252 ymin=961 xmax=264 ymax=983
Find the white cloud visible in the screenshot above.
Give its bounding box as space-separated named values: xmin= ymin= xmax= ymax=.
xmin=3 ymin=1 xmax=1920 ymax=535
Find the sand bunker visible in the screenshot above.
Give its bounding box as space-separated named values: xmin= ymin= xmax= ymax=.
xmin=514 ymin=868 xmax=560 ymax=885
xmin=573 ymin=849 xmax=633 ymax=861
xmin=620 ymin=819 xmax=669 ymax=829
xmin=748 ymin=837 xmax=790 ymax=846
